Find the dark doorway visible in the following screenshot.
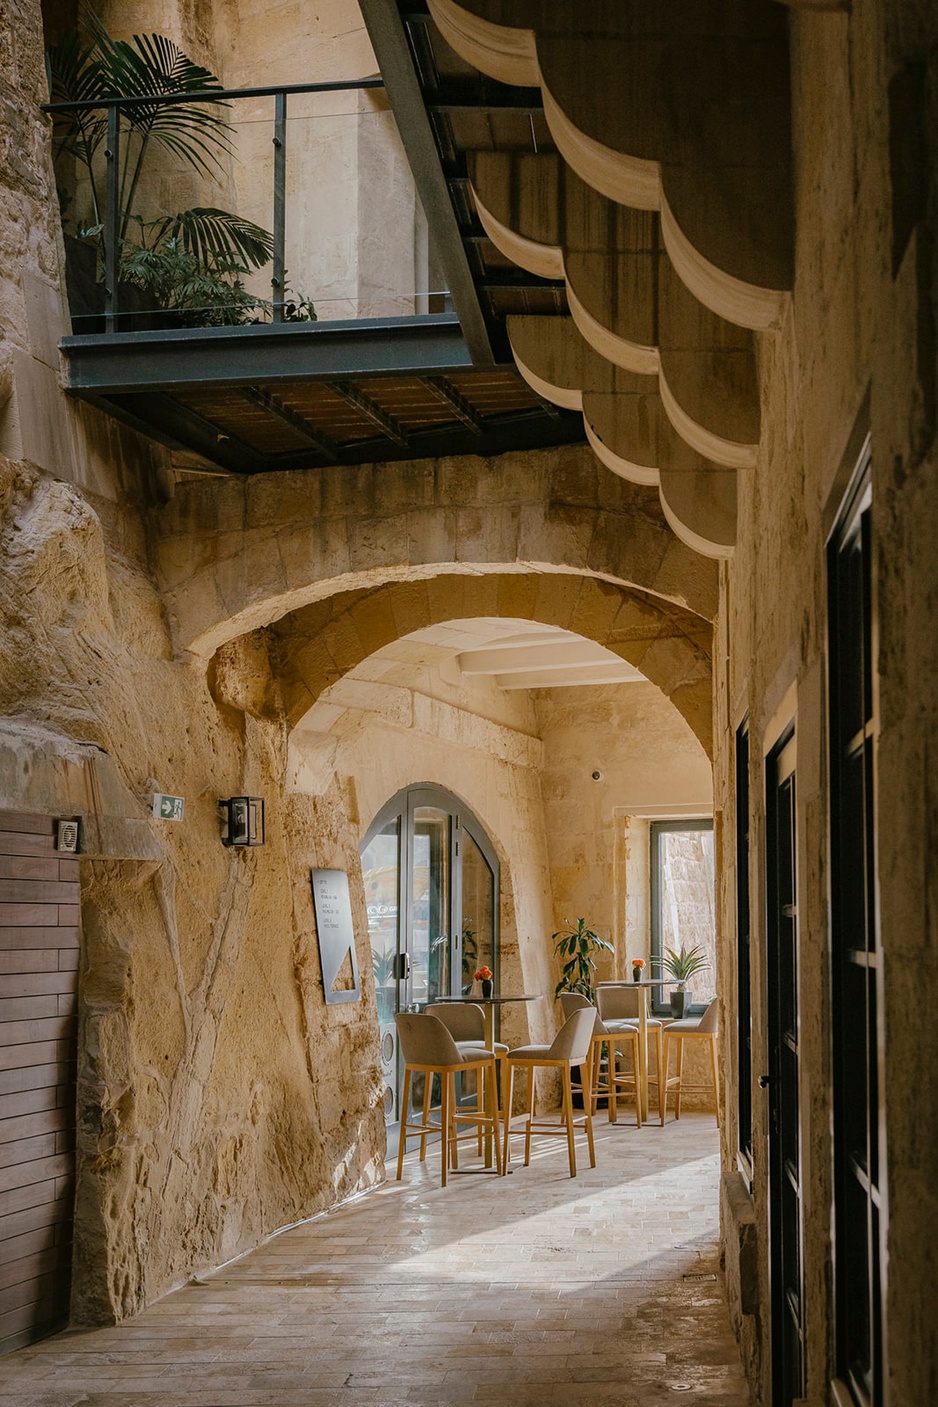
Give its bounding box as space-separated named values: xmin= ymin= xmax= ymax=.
xmin=765 ymin=732 xmax=805 ymax=1406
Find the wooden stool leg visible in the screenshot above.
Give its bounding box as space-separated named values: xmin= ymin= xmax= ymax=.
xmin=710 ymin=1035 xmax=720 ymax=1127
xmin=450 ymin=1071 xmax=461 ymax=1171
xmin=419 ymin=1073 xmax=433 ymax=1162
xmin=675 ymin=1037 xmax=685 ymax=1120
xmin=583 ymin=1064 xmax=596 ymax=1168
xmin=397 ymin=1068 xmax=412 ymax=1179
xmin=503 ymin=1064 xmax=515 ymax=1168
xmin=588 ymin=1041 xmax=600 ymax=1118
xmin=439 ymin=1069 xmax=451 ymax=1187
xmin=632 ymin=1035 xmax=642 ymax=1129
xmin=658 ymin=1030 xmax=667 ymax=1125
xmin=608 ymin=1039 xmax=618 ymax=1124
xmin=561 ymin=1065 xmax=577 ymax=1177
xmin=524 ymin=1066 xmax=535 ymax=1166
xmin=486 ymin=1061 xmax=503 ymax=1175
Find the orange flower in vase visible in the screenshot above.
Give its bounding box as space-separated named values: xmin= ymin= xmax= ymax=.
xmin=631 ymin=958 xmax=646 ymax=982
xmin=474 ymin=965 xmax=494 ymax=998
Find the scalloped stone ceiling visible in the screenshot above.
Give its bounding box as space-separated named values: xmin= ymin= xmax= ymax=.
xmin=425 ymin=0 xmax=799 ymax=560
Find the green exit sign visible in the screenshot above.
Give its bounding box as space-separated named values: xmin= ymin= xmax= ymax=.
xmin=152 ymin=793 xmax=185 ymax=821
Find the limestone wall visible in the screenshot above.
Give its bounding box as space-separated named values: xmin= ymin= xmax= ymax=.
xmin=712 ymin=2 xmax=938 ymax=1401
xmin=535 ymin=682 xmax=716 ymax=1110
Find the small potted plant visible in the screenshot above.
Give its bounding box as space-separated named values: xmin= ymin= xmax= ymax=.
xmin=474 ymin=965 xmax=494 ymax=999
xmin=661 ymin=943 xmax=710 ymax=1018
xmin=631 ymin=957 xmax=646 ymax=982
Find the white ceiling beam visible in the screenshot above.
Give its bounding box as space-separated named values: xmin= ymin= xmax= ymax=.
xmin=494 ymin=665 xmax=645 ymax=690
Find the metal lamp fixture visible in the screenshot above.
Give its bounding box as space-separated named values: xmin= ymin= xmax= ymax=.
xmin=218 ymin=796 xmax=265 ymax=847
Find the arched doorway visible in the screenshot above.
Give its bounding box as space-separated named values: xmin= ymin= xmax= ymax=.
xmin=359 ymin=784 xmax=499 ymax=1133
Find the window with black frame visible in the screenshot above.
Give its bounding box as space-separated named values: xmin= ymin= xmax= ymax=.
xmin=736 ymin=722 xmax=753 ymax=1179
xmin=649 ymin=819 xmax=716 ymax=1016
xmin=828 ymin=446 xmax=881 ymax=1407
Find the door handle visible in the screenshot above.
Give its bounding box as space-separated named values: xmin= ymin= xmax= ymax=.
xmin=392 ymin=952 xmax=411 ymax=981
xmin=758 ymin=1074 xmax=771 ymax=1088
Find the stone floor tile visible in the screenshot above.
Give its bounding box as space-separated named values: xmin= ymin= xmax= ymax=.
xmin=1 ymin=1115 xmax=750 ymax=1405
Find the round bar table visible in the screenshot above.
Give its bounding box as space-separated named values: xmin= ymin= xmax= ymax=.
xmin=433 ymin=992 xmax=541 ymax=1052
xmin=595 ymin=980 xmax=679 ymax=1122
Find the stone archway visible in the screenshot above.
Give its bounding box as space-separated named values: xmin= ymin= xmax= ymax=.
xmin=154 ymin=444 xmax=717 ymax=659
xmin=267 ymin=571 xmax=712 ymax=753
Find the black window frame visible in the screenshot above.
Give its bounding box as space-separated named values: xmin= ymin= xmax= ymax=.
xmin=649 ymin=817 xmax=715 ymax=1017
xmin=827 ymin=443 xmax=882 ymax=1407
xmin=736 ymin=719 xmax=753 ymax=1182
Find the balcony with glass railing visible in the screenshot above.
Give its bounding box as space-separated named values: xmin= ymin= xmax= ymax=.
xmin=42 ymin=37 xmax=578 ymax=475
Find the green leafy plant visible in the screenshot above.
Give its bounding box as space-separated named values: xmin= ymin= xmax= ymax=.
xmin=552 ymin=918 xmax=613 ymax=1004
xmin=660 ymin=942 xmax=710 ymax=989
xmin=46 ymin=14 xmax=285 ymax=323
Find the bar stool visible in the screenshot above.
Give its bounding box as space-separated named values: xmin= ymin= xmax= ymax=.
xmin=395 ymin=1012 xmax=503 ymax=1185
xmin=661 ymin=997 xmax=720 ymax=1126
xmin=503 ymin=1006 xmax=596 ymax=1177
xmin=560 ymin=991 xmax=642 ymax=1127
xmin=596 ymin=984 xmax=665 ymax=1112
xmin=426 ymin=1002 xmax=509 ymax=1152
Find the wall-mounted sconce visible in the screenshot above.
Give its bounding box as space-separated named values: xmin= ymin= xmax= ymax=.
xmin=218 ymin=796 xmax=265 ymax=847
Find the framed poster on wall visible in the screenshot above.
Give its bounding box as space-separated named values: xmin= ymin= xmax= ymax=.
xmin=310 ymin=868 xmax=362 ymax=1005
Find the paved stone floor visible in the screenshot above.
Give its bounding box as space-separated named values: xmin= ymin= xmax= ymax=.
xmin=3 ymin=1114 xmax=750 ymax=1407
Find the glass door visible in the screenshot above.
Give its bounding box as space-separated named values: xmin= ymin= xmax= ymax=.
xmin=409 ymin=805 xmax=452 ymax=1010
xmin=359 ymin=785 xmax=499 ymax=1140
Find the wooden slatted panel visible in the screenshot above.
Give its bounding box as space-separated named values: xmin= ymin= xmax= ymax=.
xmin=447 ymin=370 xmax=542 ymax=416
xmin=0 ymin=812 xmax=78 ymax=1357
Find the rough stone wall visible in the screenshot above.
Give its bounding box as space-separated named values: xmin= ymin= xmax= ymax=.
xmin=714 ymin=1 xmax=938 ymax=1402
xmin=0 ymin=454 xmax=388 ymax=1322
xmin=535 ymin=680 xmax=712 ymax=954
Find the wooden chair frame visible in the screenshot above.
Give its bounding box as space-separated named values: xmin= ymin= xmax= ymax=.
xmin=660 ymin=1001 xmax=720 ymax=1126
xmin=397 ymin=1056 xmax=503 ymax=1185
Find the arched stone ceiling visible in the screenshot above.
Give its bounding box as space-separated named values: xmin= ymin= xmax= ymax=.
xmin=469 ymin=153 xmax=761 ymax=466
xmin=153 ymin=447 xmax=718 ymax=658
xmin=508 ymin=316 xmax=738 ymax=558
xmin=267 ymin=573 xmax=713 ymax=754
xmin=422 ymin=0 xmax=799 ymax=560
xmin=427 ymin=0 xmax=794 ymax=327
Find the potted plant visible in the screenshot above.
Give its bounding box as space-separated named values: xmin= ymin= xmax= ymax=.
xmin=552 ymin=917 xmax=613 ymax=1004
xmin=660 ymin=943 xmax=710 ymax=1018
xmin=46 ymin=15 xmax=288 ymax=329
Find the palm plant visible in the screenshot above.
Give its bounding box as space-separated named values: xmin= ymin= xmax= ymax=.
xmin=552 ymin=918 xmax=614 ymax=1004
xmin=660 ymin=942 xmax=710 ymax=989
xmin=47 ymin=14 xmax=274 ymax=319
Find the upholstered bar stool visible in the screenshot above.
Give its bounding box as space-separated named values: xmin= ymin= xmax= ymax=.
xmin=395 ymin=1012 xmax=503 ymax=1186
xmin=661 ymin=997 xmax=720 ymax=1126
xmin=596 ymin=983 xmax=665 ymax=1114
xmin=560 ymin=991 xmax=642 ymax=1127
xmin=426 ymin=1001 xmax=509 ymax=1090
xmin=426 ymin=1002 xmax=510 ymax=1154
xmin=503 ymin=1006 xmax=596 ymax=1177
